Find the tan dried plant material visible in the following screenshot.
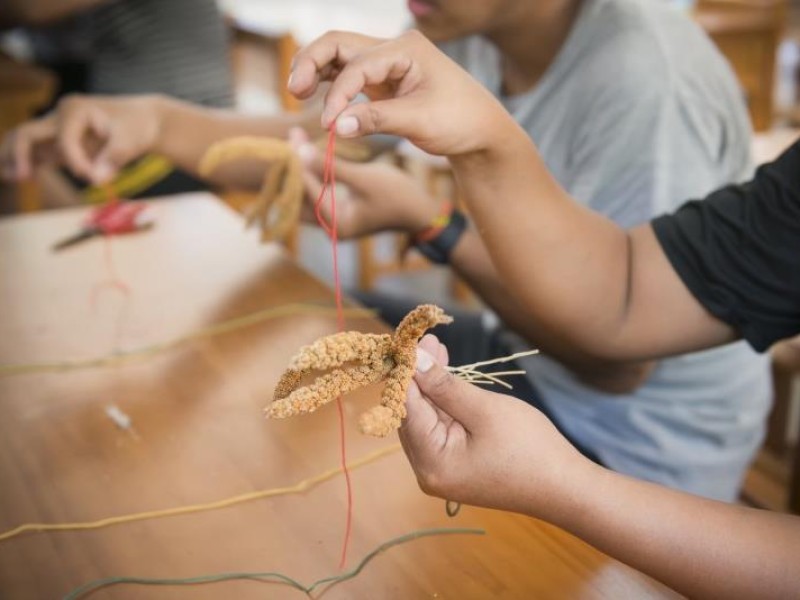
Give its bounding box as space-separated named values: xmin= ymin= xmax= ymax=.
xmin=198 ymin=135 xmax=372 ymax=243
xmin=266 ymin=304 xmax=453 ymax=437
xmin=198 ymin=136 xmax=303 ymax=243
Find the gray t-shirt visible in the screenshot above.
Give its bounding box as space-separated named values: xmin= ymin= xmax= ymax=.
xmin=441 ymin=0 xmax=770 ymax=501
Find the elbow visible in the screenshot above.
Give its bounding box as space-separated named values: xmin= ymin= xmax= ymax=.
xmin=575 ymin=360 xmax=657 ymax=395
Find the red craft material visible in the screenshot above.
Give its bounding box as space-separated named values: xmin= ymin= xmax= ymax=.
xmin=314 ymin=127 xmax=353 ymax=570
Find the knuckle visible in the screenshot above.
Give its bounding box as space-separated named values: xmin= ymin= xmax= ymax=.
xmin=416 ymin=468 xmax=444 ymax=497
xmin=400 ymin=29 xmax=424 ymax=43
xmin=363 ymin=104 xmax=383 ymax=134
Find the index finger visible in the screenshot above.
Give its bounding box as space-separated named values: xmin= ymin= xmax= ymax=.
xmin=57 ymin=108 xmax=107 ymax=181
xmin=288 ymin=31 xmax=382 ymax=100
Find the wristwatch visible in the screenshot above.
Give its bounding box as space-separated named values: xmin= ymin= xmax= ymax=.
xmin=412 ymin=203 xmax=468 ymax=264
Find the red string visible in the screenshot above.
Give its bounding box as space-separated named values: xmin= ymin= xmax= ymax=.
xmin=314 ymin=127 xmax=352 ymax=569
xmin=90 ymin=189 xmax=131 ymax=350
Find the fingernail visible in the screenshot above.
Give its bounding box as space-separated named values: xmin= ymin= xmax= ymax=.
xmin=287 ymin=71 xmax=295 ymax=89
xmin=92 ymin=161 xmax=113 ymax=183
xmin=336 ymin=115 xmax=359 ymax=136
xmin=416 ymin=348 xmax=435 ymax=373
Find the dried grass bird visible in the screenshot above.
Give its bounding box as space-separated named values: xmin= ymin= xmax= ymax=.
xmin=266 ymin=304 xmax=452 ymax=437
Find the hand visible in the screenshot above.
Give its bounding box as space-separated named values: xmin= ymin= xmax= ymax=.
xmin=399 ymin=334 xmax=589 ymax=520
xmin=0 ymin=94 xmax=162 ymax=184
xmin=288 ymin=30 xmax=513 ymax=157
xmin=288 ymin=127 xmax=442 ymax=238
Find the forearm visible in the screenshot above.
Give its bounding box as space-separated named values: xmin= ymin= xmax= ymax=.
xmin=547 ymin=461 xmax=800 ymax=598
xmin=449 ymin=120 xmax=734 ymax=360
xmin=449 ymin=122 xmax=634 ymax=360
xmin=154 ymin=96 xmax=322 ymax=186
xmin=449 ymin=228 xmax=655 ymax=393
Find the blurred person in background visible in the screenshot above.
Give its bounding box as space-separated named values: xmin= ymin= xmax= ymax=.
xmin=1 ymin=0 xmax=233 ymax=198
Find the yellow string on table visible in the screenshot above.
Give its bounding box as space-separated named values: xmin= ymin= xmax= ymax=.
xmin=0 ymin=444 xmax=401 ymax=543
xmin=0 ymin=303 xmax=374 ymax=377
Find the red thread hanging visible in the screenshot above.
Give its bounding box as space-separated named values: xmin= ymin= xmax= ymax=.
xmin=90 ymin=187 xmax=132 ymax=351
xmin=314 ymin=126 xmax=353 ymax=570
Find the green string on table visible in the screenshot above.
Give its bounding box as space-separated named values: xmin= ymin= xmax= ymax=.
xmin=61 ymin=527 xmax=485 ymax=599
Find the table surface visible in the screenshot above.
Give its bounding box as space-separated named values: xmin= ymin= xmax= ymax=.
xmin=0 ymin=195 xmax=677 ymax=599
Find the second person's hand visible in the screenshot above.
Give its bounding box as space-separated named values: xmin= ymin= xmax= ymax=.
xmin=288 ymin=126 xmax=444 ymax=238
xmin=0 ymin=94 xmax=163 ymax=184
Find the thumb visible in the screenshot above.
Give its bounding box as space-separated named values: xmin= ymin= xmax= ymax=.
xmin=88 ymin=150 xmax=117 ymax=185
xmin=333 ymin=97 xmax=419 ymax=139
xmin=414 ymin=348 xmax=489 ymax=431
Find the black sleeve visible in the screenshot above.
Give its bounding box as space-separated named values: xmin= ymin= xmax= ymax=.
xmin=651 ymin=140 xmax=800 ymax=352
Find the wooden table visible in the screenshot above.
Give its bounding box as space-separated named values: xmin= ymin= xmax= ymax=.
xmin=0 ymin=195 xmax=677 ymax=599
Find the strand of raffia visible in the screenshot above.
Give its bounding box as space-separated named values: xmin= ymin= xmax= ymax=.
xmin=61 ymin=527 xmax=485 ymax=600
xmin=0 ymin=303 xmax=374 ymax=377
xmin=313 ymin=126 xmax=354 ymax=570
xmin=0 ymin=444 xmax=400 ymax=543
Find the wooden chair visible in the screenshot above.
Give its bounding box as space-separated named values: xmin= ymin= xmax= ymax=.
xmin=759 ymin=339 xmax=800 ymax=514
xmin=354 ymin=156 xmax=474 ymax=302
xmin=0 ymin=55 xmax=56 ymax=213
xmin=695 ymin=0 xmax=788 ymax=131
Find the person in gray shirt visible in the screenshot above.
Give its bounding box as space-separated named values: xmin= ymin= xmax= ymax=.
xmin=294 ymin=0 xmax=770 ymax=502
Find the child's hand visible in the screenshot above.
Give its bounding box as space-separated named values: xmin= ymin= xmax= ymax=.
xmin=287 ymin=127 xmax=442 ymax=238
xmin=400 ymin=334 xmax=589 ymax=521
xmin=0 ymin=94 xmax=161 ymax=184
xmin=288 ymin=31 xmax=513 ymax=158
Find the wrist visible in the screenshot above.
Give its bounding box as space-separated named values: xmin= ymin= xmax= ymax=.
xmin=410 ymin=201 xmax=468 ymax=264
xmin=404 ymin=198 xmax=450 ymax=235
xmin=149 ymin=94 xmax=173 ymax=156
xmin=449 ymin=117 xmax=532 ymax=179
xmin=523 ymin=452 xmax=601 ymax=527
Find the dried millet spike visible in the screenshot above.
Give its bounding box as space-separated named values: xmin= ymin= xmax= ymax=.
xmin=358 ymin=305 xmax=453 ymax=437
xmin=265 ymin=304 xmax=452 ymax=438
xmin=273 ymin=332 xmax=392 ymax=400
xmin=267 ymin=361 xmax=392 ymax=419
xmin=288 ymin=332 xmax=392 ymax=373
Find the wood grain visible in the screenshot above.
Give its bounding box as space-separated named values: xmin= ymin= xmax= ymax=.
xmin=0 ymin=194 xmax=678 ymax=599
